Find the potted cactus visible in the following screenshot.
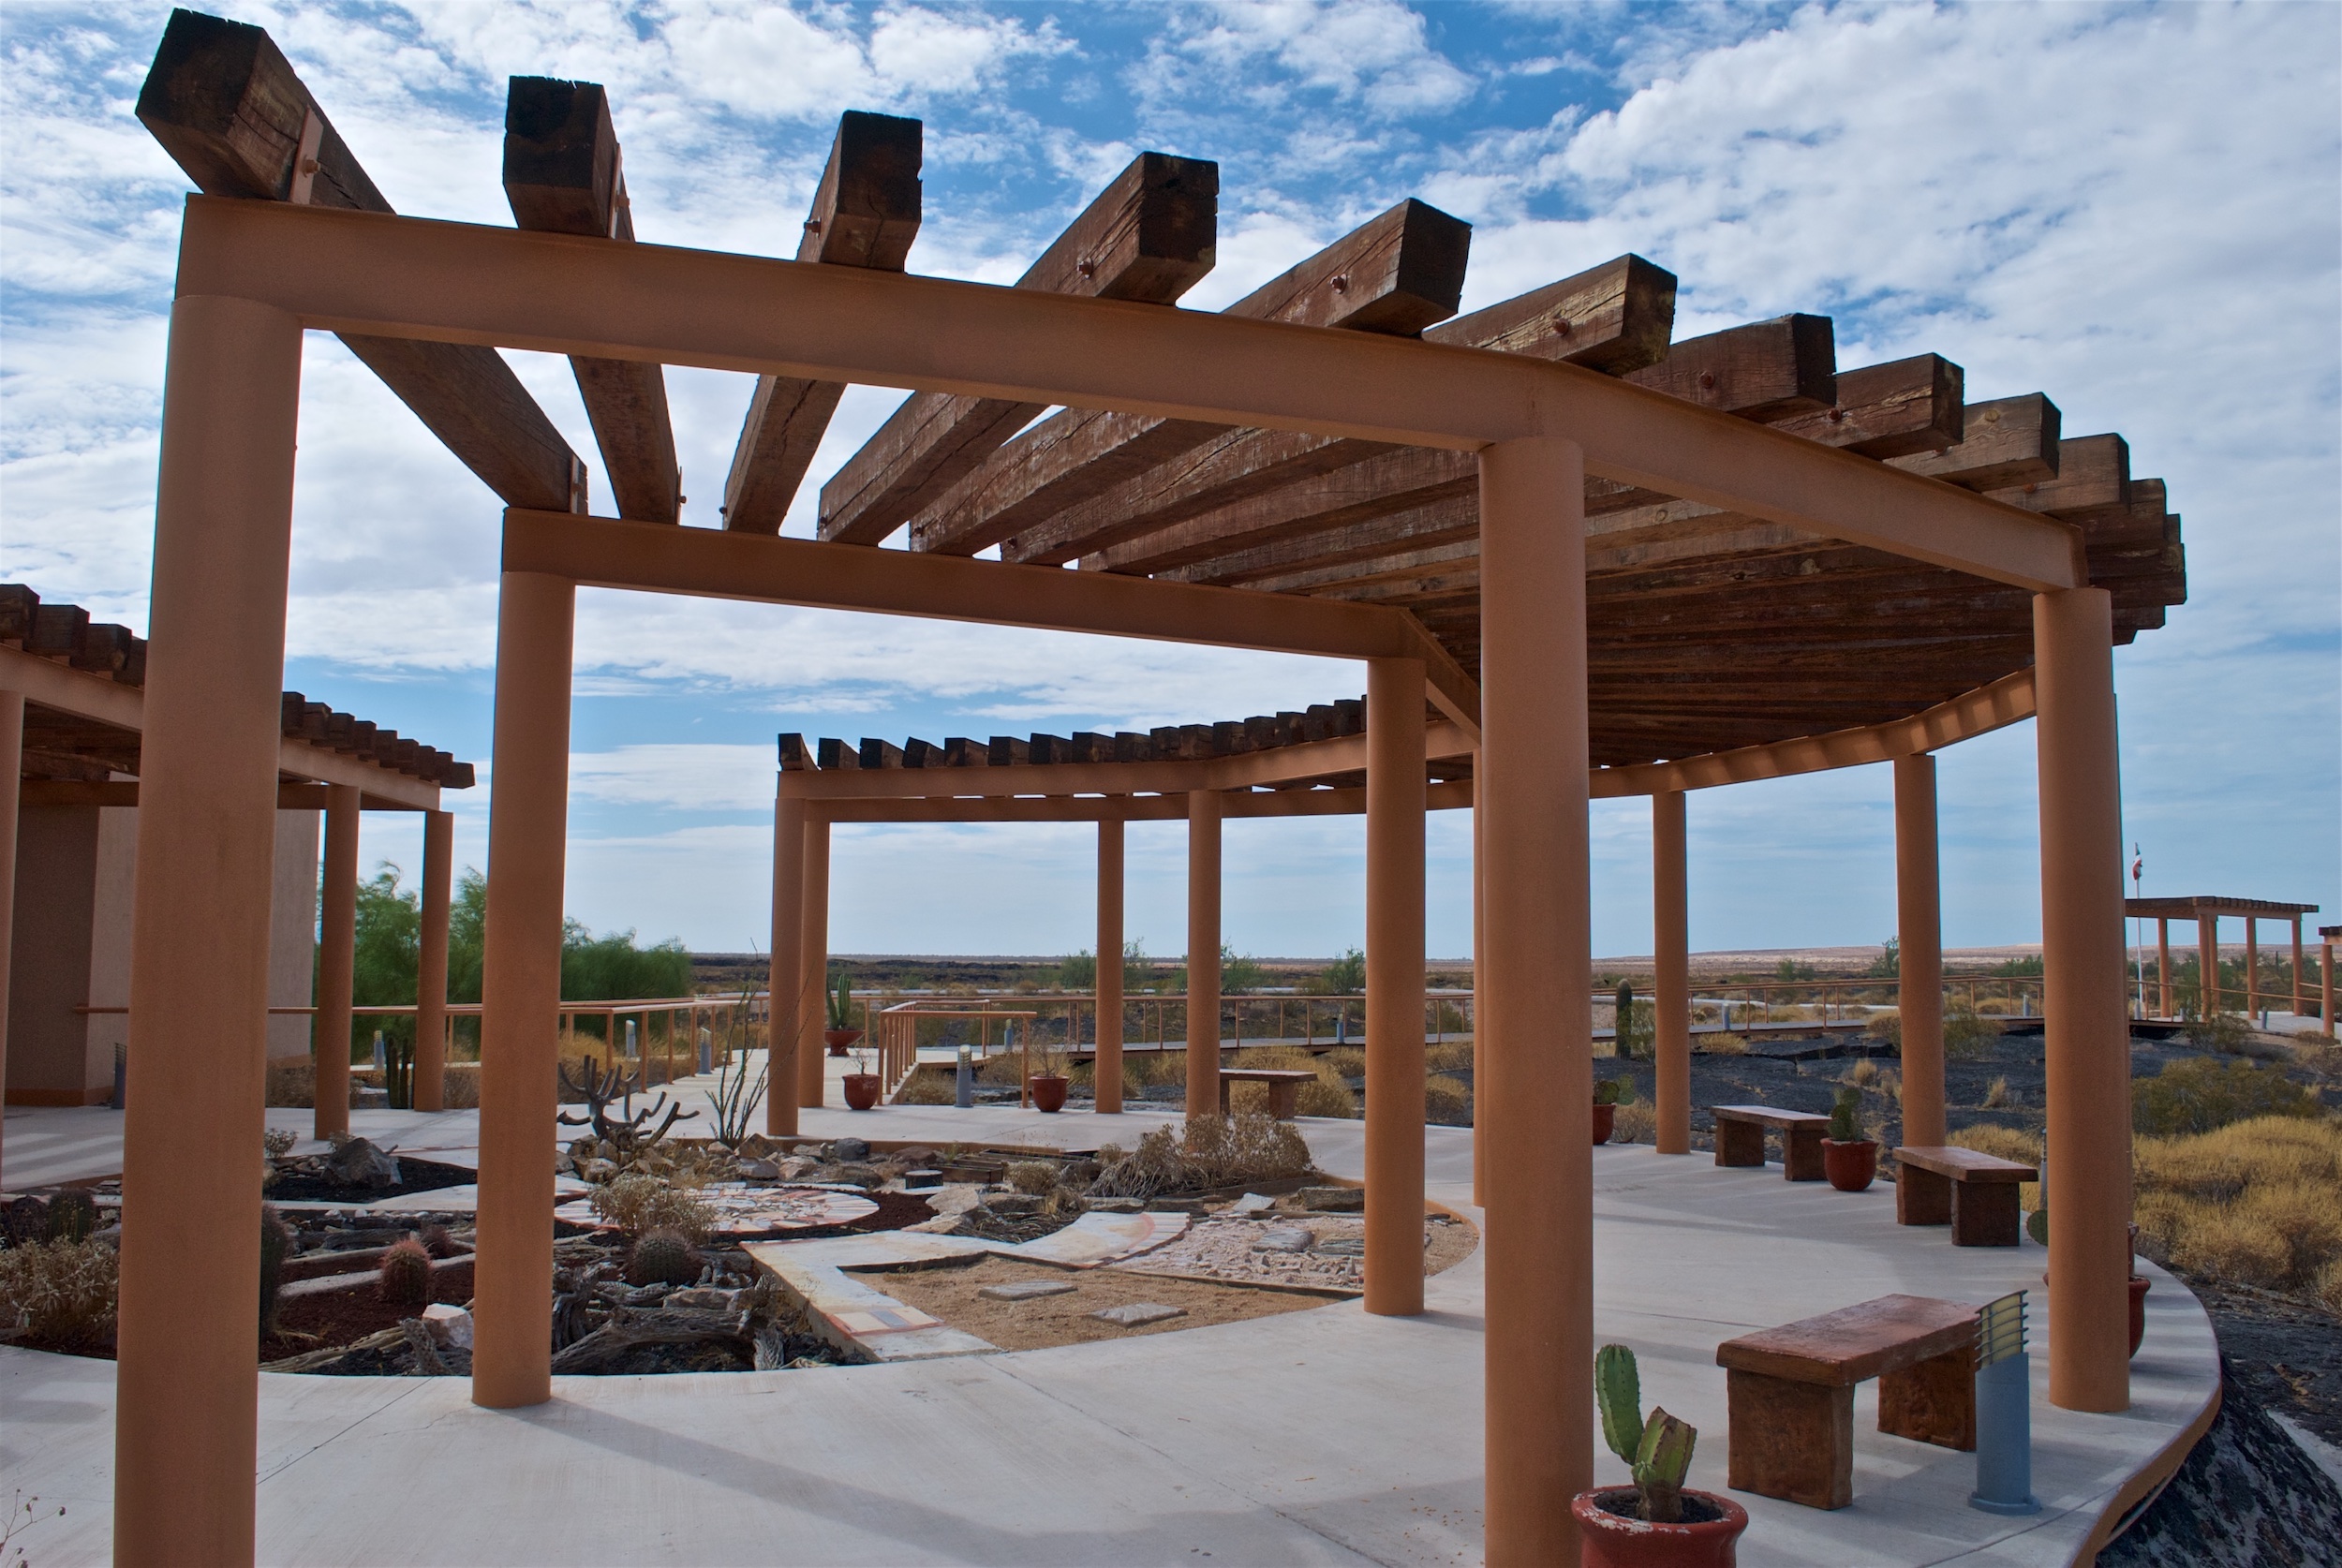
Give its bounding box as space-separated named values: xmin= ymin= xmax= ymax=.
xmin=1592 ymin=1078 xmax=1630 ymax=1146
xmin=1821 ymin=1086 xmax=1877 ymax=1191
xmin=823 ymin=973 xmax=863 ymax=1057
xmin=1573 ymin=1343 xmax=1749 ymax=1566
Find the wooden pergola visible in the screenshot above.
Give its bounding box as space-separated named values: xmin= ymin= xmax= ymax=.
xmin=102 ymin=12 xmax=2183 ymax=1564
xmin=2125 ymin=895 xmax=2323 ymax=1019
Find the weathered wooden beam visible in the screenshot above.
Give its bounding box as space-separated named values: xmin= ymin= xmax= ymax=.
xmin=1623 ymin=314 xmax=1835 ymax=420
xmin=906 ymin=198 xmax=1472 ymax=557
xmin=503 ymin=77 xmax=678 ymax=524
xmin=1985 ymin=434 xmax=2127 ymax=515
xmin=1001 ymin=254 xmax=1677 ymax=567
xmin=1887 ymin=394 xmax=2060 ymax=490
xmin=136 ymin=8 xmax=586 ymax=513
xmin=817 ymin=152 xmax=1219 ymax=545
xmin=1769 ymin=354 xmax=1964 ymax=458
xmin=722 ymin=111 xmax=923 ymax=534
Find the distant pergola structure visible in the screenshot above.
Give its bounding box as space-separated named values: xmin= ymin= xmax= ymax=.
xmin=2126 ymin=895 xmax=2324 ymax=1020
xmin=111 ymin=11 xmax=2185 ymax=1565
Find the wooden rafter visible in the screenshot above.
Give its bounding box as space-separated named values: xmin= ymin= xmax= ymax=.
xmin=721 ymin=111 xmax=924 ymax=534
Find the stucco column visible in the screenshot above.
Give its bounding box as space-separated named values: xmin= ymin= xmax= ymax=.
xmin=2290 ymin=919 xmax=2304 ymax=1017
xmin=768 ymin=789 xmax=805 ymax=1135
xmin=798 ymin=814 xmax=830 ymax=1108
xmin=2245 ymin=919 xmax=2260 ymax=1017
xmin=1478 ymin=436 xmax=1593 ymax=1564
xmin=2325 ymin=935 xmax=2335 ymax=1033
xmin=2199 ymin=910 xmax=2217 ymax=1018
xmin=114 ymin=295 xmax=303 ymax=1565
xmin=1652 ymin=790 xmax=1690 ymax=1154
xmin=2157 ymin=918 xmax=2171 ymax=1016
xmin=1095 ymin=816 xmax=1125 ymax=1115
xmin=472 ymin=570 xmax=575 ymax=1411
xmin=1471 ymin=750 xmax=1486 ymax=1206
xmin=312 ymin=783 xmax=361 ymax=1139
xmin=1895 ymin=754 xmax=1947 ymax=1148
xmin=1366 ymin=657 xmax=1427 ymax=1316
xmin=412 ymin=809 xmax=453 ymax=1112
xmin=2034 ymin=586 xmax=2130 ymax=1413
xmin=0 ymin=689 xmax=20 ymax=1166
xmin=1186 ymin=789 xmax=1223 ymax=1117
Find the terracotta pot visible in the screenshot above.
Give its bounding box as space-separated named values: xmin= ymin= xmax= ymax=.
xmin=824 ymin=1027 xmax=863 ymax=1058
xmin=1571 ymin=1487 xmax=1749 ymax=1568
xmin=1030 ymin=1073 xmax=1070 ymax=1114
xmin=1592 ymin=1102 xmax=1617 ymax=1145
xmin=841 ymin=1072 xmax=882 ymax=1111
xmin=1821 ymin=1137 xmax=1878 ymax=1192
xmin=2129 ymin=1274 xmax=2150 ymax=1357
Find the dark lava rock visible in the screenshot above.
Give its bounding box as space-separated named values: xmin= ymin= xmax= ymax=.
xmin=831 ymin=1136 xmax=871 ymax=1163
xmin=2099 ymin=1364 xmax=2342 ymax=1566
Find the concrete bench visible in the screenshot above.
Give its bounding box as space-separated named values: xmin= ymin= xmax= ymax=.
xmin=1893 ymin=1146 xmax=2036 ymax=1246
xmin=1218 ymin=1069 xmax=1318 ymax=1120
xmin=1710 ymin=1104 xmax=1831 ymax=1180
xmin=1716 ymin=1294 xmax=1978 ymax=1509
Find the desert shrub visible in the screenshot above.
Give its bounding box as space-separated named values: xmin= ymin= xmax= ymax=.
xmin=1701 ymin=1035 xmax=1749 ymax=1056
xmin=262 ymin=1128 xmax=298 ymax=1161
xmin=1983 ymin=1076 xmax=2013 ymax=1109
xmin=1004 ymin=1161 xmax=1060 ymax=1196
xmin=1842 ymin=1058 xmax=1880 ymax=1087
xmin=1943 ymin=1005 xmax=2000 ymax=1060
xmin=1295 ymin=1077 xmax=1359 ymax=1118
xmin=2318 ymin=1258 xmax=2342 ymax=1318
xmin=1425 ymin=1074 xmax=1473 ymax=1126
xmin=1425 ymin=1041 xmax=1475 ymax=1075
xmin=1318 ymin=1047 xmax=1366 ymax=1079
xmin=1949 ymin=1124 xmax=2043 ymax=1212
xmin=1867 ymin=1011 xmax=1903 ymax=1049
xmin=588 ymin=1173 xmax=716 ymax=1242
xmin=2132 ymin=1057 xmax=2323 ymax=1136
xmin=265 ymin=1060 xmax=315 ymax=1108
xmin=0 ymin=1237 xmax=118 ymax=1346
xmin=1089 ymin=1114 xmax=1312 ymax=1198
xmin=2132 ymin=1116 xmax=2342 ymax=1296
xmin=1119 ymin=1049 xmax=1186 ymax=1090
xmin=1611 ymin=1102 xmax=1658 ymax=1145
xmin=891 ymin=1064 xmax=955 ymax=1105
xmin=440 ymin=1063 xmax=482 ymax=1110
xmin=2179 ymin=1007 xmax=2249 ymax=1054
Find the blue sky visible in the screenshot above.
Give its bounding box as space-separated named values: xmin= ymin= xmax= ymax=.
xmin=4 ymin=1 xmax=2336 ymax=962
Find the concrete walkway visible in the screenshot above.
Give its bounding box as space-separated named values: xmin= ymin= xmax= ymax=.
xmin=0 ymin=1106 xmax=2216 ymax=1566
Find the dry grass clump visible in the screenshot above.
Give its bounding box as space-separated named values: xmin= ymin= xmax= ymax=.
xmin=587 ymin=1173 xmax=717 ymax=1242
xmin=1610 ymin=1101 xmax=1658 ymax=1145
xmin=1295 ymin=1077 xmax=1359 ymax=1118
xmin=1842 ymin=1058 xmax=1881 ymax=1087
xmin=1316 ymin=1046 xmax=1367 ymax=1078
xmin=1224 ymin=1045 xmax=1362 ymax=1119
xmin=440 ymin=1063 xmax=481 ymax=1109
xmin=2131 ymin=1056 xmax=2323 ymax=1136
xmin=892 ymin=1064 xmax=956 ymax=1105
xmin=1982 ymin=1076 xmax=2013 ymax=1109
xmin=265 ymin=1059 xmax=315 ymax=1107
xmin=1425 ymin=1041 xmax=1475 ymax=1075
xmin=2133 ymin=1117 xmax=2342 ymax=1299
xmin=0 ymin=1237 xmax=119 ymax=1347
xmin=1949 ymin=1124 xmax=2044 ymax=1212
xmin=1701 ymin=1034 xmax=1750 ymax=1056
xmin=1425 ymin=1074 xmax=1473 ymax=1126
xmin=1866 ymin=1012 xmax=1903 ymax=1047
xmin=1118 ymin=1049 xmax=1188 ymax=1089
xmin=1004 ymin=1161 xmax=1060 ymax=1196
xmin=1090 ymin=1113 xmax=1312 ymax=1198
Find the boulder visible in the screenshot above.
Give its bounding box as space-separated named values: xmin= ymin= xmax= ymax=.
xmin=1297 ymin=1185 xmax=1363 ymax=1212
xmin=1227 ymin=1192 xmax=1279 ymax=1217
xmin=831 ymin=1136 xmax=871 ymax=1163
xmin=419 ymin=1303 xmax=473 ymax=1350
xmin=925 ymin=1186 xmax=985 ymax=1216
xmin=1253 ymin=1225 xmax=1315 ymax=1253
xmin=325 ymin=1137 xmax=401 ymax=1189
xmin=737 ymin=1158 xmax=781 ymax=1181
xmin=1092 ymin=1302 xmax=1184 ymax=1327
xmin=582 ymin=1159 xmax=618 ymax=1183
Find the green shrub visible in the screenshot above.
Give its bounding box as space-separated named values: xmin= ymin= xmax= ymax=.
xmin=1943 ymin=1005 xmax=2000 ymax=1060
xmin=2132 ymin=1057 xmax=2323 ymax=1136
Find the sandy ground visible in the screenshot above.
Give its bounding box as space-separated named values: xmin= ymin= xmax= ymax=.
xmin=875 ymin=1213 xmax=1478 ymax=1352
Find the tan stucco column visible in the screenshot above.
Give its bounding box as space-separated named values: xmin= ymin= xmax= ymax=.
xmin=797 ymin=814 xmax=830 ymax=1108
xmin=1895 ymin=753 xmax=1947 ymax=1148
xmin=2199 ymin=909 xmax=2217 ymax=1018
xmin=2245 ymin=919 xmax=2260 ymax=1016
xmin=312 ymin=783 xmax=362 ymax=1139
xmin=2325 ymin=934 xmax=2336 ymax=1033
xmin=1186 ymin=788 xmax=1223 ymax=1117
xmin=2157 ymin=918 xmax=2172 ymax=1016
xmin=1652 ymin=790 xmax=1690 ymax=1154
xmin=0 ymin=688 xmax=20 ymax=1164
xmin=768 ymin=789 xmax=805 ymax=1135
xmin=1095 ymin=816 xmax=1125 ymax=1115
xmin=472 ymin=570 xmax=575 ymax=1411
xmin=1365 ymin=656 xmax=1427 ymax=1316
xmin=412 ymin=809 xmax=453 ymax=1112
xmin=114 ymin=295 xmax=302 ymax=1563
xmin=2291 ymin=918 xmax=2305 ymax=1017
xmin=1478 ymin=435 xmax=1593 ymax=1563
xmin=2034 ymin=586 xmax=2130 ymax=1413
xmin=1471 ymin=750 xmax=1485 ymax=1206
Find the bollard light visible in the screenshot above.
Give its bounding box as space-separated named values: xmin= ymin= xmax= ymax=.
xmin=1970 ymin=1290 xmax=2040 ymax=1515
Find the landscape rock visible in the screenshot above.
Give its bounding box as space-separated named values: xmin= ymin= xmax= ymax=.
xmin=419 ymin=1303 xmax=474 ymax=1350
xmin=831 ymin=1136 xmax=871 ymax=1163
xmin=553 ymin=1152 xmax=576 ymax=1176
xmin=1086 ymin=1197 xmax=1145 ymax=1214
xmin=1297 ymin=1186 xmax=1363 ymax=1212
xmin=1228 ymin=1193 xmax=1278 ymax=1217
xmin=325 ymin=1137 xmax=401 ymax=1189
xmin=1092 ymin=1302 xmax=1185 ymax=1327
xmin=903 ymin=1215 xmax=965 ymax=1235
xmin=979 ymin=1280 xmax=1077 ymax=1302
xmin=582 ymin=1159 xmax=618 ymax=1183
xmin=925 ymin=1185 xmax=986 ymax=1216
xmin=737 ymin=1159 xmax=781 ymax=1180
xmin=1253 ymin=1225 xmax=1315 ymax=1253
xmin=986 ymin=1194 xmax=1045 ymax=1215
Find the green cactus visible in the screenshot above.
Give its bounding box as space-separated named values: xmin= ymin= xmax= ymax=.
xmin=1593 ymin=1078 xmax=1633 ymax=1107
xmin=1594 ymin=1342 xmax=1697 ymax=1523
xmin=45 ymin=1189 xmax=98 ymax=1244
xmin=825 ymin=973 xmax=856 ymax=1031
xmin=629 ymin=1226 xmax=701 ymax=1287
xmin=1829 ymin=1086 xmax=1863 ymax=1143
xmin=378 ymin=1237 xmax=433 ymax=1307
xmin=259 ymin=1206 xmax=293 ymax=1336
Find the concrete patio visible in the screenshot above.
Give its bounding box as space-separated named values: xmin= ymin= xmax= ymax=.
xmin=1 ymin=1102 xmax=2215 ymax=1566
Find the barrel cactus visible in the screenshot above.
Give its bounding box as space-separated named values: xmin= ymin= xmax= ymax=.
xmin=46 ymin=1190 xmax=98 ymax=1244
xmin=259 ymin=1206 xmax=293 ymax=1335
xmin=378 ymin=1237 xmax=433 ymax=1307
xmin=629 ymin=1226 xmax=701 ymax=1287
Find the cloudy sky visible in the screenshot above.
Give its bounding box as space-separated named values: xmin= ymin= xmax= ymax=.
xmin=4 ymin=1 xmax=2335 ymax=964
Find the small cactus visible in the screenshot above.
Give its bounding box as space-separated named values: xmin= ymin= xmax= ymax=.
xmin=1595 ymin=1342 xmax=1697 ymax=1524
xmin=1829 ymin=1087 xmax=1863 ymax=1144
xmin=259 ymin=1206 xmax=293 ymax=1336
xmin=378 ymin=1237 xmax=433 ymax=1306
xmin=1593 ymin=1078 xmax=1632 ymax=1108
xmin=417 ymin=1222 xmax=456 ymax=1260
xmin=7 ymin=1195 xmax=46 ymax=1248
xmin=46 ymin=1190 xmax=98 ymax=1244
xmin=628 ymin=1226 xmax=701 ymax=1287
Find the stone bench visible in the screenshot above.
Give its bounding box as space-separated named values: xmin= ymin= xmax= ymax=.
xmin=1217 ymin=1069 xmax=1319 ymax=1120
xmin=1710 ymin=1104 xmax=1831 ymax=1180
xmin=1716 ymin=1294 xmax=1979 ymax=1509
xmin=1893 ymin=1146 xmax=2037 ymax=1246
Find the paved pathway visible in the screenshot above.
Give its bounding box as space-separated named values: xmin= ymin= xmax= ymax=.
xmin=0 ymin=1107 xmax=2217 ymax=1566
